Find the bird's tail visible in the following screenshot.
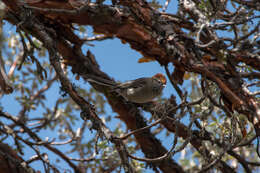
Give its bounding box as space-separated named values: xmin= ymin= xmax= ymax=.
xmin=85 ymin=74 xmax=117 ymax=87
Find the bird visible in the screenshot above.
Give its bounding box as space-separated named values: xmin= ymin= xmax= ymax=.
xmin=86 ymin=73 xmax=167 ymax=103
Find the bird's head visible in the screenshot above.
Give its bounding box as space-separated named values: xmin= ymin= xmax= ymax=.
xmin=152 ymin=73 xmax=167 ymax=86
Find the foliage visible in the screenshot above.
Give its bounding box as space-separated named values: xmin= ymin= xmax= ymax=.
xmin=0 ymin=0 xmax=259 ymax=173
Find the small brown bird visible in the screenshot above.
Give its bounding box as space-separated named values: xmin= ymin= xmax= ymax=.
xmin=86 ymin=73 xmax=167 ymax=103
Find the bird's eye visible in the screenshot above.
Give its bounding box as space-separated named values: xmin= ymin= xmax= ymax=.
xmin=157 ymin=80 xmax=163 ymax=85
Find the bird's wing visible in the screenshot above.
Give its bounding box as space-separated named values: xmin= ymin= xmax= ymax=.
xmin=117 ymin=77 xmax=148 ymax=89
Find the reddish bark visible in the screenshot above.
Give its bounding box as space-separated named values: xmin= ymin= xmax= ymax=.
xmin=2 ymin=0 xmax=259 ymax=172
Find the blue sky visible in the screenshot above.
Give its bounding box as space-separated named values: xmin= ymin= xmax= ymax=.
xmin=1 ymin=0 xmax=259 ymax=172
